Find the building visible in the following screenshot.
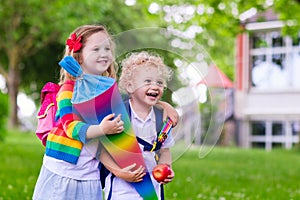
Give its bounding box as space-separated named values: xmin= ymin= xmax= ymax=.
xmin=235 ymin=9 xmax=300 ymax=150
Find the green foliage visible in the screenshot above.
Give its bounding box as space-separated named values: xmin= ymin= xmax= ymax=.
xmin=137 ymin=0 xmax=300 ymax=81
xmin=21 ymin=42 xmax=63 ymax=103
xmin=274 ymin=0 xmax=300 ymax=37
xmin=0 ymin=92 xmax=8 ymax=141
xmin=1 ymin=0 xmax=300 ymax=125
xmin=0 ymin=0 xmax=156 ymax=100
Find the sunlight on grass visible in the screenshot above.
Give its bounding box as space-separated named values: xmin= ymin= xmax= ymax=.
xmin=0 ymin=130 xmax=44 ymax=200
xmin=167 ymin=145 xmax=300 ymax=200
xmin=1 ymin=131 xmax=300 ymax=199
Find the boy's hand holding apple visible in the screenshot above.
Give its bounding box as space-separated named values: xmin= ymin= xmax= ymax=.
xmin=152 ymin=164 xmax=174 ymax=184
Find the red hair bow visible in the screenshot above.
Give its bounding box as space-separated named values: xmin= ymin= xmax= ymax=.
xmin=66 ymin=33 xmax=82 ymax=52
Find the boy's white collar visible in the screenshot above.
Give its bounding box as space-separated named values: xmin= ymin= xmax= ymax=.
xmin=129 ymin=100 xmax=155 ymax=123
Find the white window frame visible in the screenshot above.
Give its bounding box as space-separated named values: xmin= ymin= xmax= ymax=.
xmin=247 ymin=21 xmax=300 ymax=91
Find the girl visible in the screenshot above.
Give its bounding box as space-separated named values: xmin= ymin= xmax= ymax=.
xmin=33 ymin=25 xmax=178 ymax=200
xmin=102 ymin=51 xmax=175 ymax=200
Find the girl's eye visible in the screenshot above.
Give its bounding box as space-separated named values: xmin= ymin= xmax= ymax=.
xmin=105 ymin=47 xmax=111 ymax=51
xmin=93 ymin=48 xmax=99 ymax=51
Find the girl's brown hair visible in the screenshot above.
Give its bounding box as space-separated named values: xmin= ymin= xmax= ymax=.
xmin=59 ymin=24 xmax=116 ymax=84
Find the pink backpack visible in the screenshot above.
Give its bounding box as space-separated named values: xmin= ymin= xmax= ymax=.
xmin=36 ymin=82 xmax=60 ymax=146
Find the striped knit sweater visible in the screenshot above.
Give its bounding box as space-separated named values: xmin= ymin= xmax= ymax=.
xmin=45 ymin=80 xmax=90 ymax=164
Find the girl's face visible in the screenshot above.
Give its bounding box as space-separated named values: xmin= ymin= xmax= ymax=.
xmin=129 ymin=65 xmax=165 ymax=107
xmin=81 ymin=31 xmax=113 ymax=75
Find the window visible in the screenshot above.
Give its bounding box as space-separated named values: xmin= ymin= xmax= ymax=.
xmin=250 ymin=30 xmax=300 ymax=89
xmin=251 ymin=121 xmax=265 ymax=136
xmin=250 ymin=120 xmax=300 ymax=150
xmin=292 ymin=122 xmax=300 ymax=136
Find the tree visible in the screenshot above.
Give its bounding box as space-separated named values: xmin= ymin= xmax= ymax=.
xmin=0 ymin=0 xmax=136 ymax=128
xmin=0 ymin=1 xmax=53 ymax=127
xmin=1 ymin=0 xmax=299 ymax=129
xmin=137 ymin=0 xmax=300 ymax=80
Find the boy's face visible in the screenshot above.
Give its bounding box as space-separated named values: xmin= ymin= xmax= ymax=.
xmin=81 ymin=31 xmax=113 ymax=75
xmin=129 ymin=65 xmax=165 ymax=107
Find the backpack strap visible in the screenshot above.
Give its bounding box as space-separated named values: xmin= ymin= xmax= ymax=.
xmin=124 ymin=100 xmax=167 ymax=152
xmin=124 ymin=100 xmax=164 ymax=129
xmin=153 ymin=106 xmax=164 ymax=133
xmin=37 ymin=82 xmax=60 ymax=119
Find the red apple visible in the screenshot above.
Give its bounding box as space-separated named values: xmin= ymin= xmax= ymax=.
xmin=152 ymin=164 xmax=171 ymax=182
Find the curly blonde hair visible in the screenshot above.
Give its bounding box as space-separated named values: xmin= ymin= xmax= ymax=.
xmin=119 ymin=51 xmax=172 ymax=93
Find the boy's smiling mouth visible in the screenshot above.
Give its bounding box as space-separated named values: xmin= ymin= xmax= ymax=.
xmin=146 ymin=92 xmax=159 ymax=97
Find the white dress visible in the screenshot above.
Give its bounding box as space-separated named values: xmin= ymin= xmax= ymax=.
xmin=33 ymin=139 xmax=102 ymax=200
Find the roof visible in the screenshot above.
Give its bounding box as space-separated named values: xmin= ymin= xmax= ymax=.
xmin=198 ymin=65 xmax=233 ymax=88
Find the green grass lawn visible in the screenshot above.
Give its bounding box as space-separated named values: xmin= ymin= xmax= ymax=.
xmin=166 ymin=144 xmax=300 ymax=200
xmin=0 ymin=130 xmax=44 ymax=200
xmin=1 ymin=131 xmax=300 ymax=200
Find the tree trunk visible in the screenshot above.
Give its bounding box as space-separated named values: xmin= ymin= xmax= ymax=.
xmin=7 ymin=56 xmax=20 ymax=129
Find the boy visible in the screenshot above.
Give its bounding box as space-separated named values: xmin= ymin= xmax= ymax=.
xmin=102 ymin=51 xmax=175 ymax=200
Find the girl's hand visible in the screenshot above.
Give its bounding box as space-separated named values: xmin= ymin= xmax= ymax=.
xmin=158 ymin=101 xmax=179 ymax=127
xmin=160 ymin=168 xmax=175 ymax=185
xmin=99 ymin=113 xmax=124 ymax=135
xmin=115 ymin=163 xmax=146 ymax=182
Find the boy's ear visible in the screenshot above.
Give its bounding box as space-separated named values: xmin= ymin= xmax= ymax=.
xmin=126 ymin=82 xmax=134 ymax=93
